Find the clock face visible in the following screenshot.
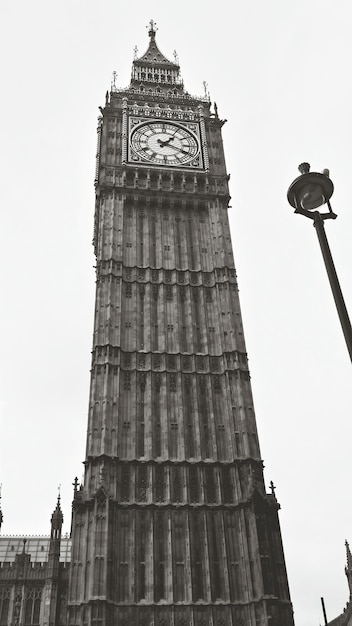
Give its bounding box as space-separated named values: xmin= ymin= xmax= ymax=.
xmin=130 ymin=121 xmax=200 ymax=167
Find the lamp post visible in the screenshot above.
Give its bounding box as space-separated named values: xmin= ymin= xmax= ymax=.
xmin=287 ymin=162 xmax=352 ymax=363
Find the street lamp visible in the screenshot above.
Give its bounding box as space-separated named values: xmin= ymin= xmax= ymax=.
xmin=287 ymin=163 xmax=352 ymax=362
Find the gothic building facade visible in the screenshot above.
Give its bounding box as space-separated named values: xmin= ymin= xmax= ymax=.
xmin=0 ymin=500 xmax=69 ymax=625
xmin=0 ymin=23 xmax=295 ymax=626
xmin=325 ymin=542 xmax=352 ymax=625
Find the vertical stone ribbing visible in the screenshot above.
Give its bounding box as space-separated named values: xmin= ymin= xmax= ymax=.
xmin=67 ymin=27 xmax=294 ymax=626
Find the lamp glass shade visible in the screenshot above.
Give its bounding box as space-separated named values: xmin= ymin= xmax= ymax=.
xmin=298 ymin=183 xmax=325 ymax=210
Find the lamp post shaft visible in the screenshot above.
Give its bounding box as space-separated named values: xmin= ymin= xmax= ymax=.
xmin=313 ymin=212 xmax=352 ymax=362
xmin=321 ymin=597 xmax=328 ymax=626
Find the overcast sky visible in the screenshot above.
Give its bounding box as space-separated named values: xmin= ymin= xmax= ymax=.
xmin=1 ymin=1 xmax=351 ymax=625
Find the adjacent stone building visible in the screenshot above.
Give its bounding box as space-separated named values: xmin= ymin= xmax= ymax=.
xmin=0 ymin=499 xmax=70 ymax=625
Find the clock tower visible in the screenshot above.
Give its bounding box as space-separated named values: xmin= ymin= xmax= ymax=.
xmin=67 ymin=22 xmax=295 ymax=626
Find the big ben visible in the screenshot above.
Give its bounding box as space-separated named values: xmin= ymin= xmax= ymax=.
xmin=66 ymin=21 xmax=295 ymax=626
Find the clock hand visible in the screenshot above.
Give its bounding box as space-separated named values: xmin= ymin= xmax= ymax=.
xmin=157 ymin=137 xmax=174 ymax=147
xmin=159 ymin=130 xmax=179 ymax=145
xmin=156 ymin=137 xmax=191 ymax=156
xmin=167 ymin=144 xmax=190 ymax=156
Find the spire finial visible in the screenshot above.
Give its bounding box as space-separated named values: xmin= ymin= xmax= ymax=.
xmin=133 ymin=45 xmax=138 ymax=60
xmin=111 ymin=71 xmax=118 ymax=92
xmin=72 ymin=477 xmax=79 ymax=497
xmin=148 ymin=19 xmax=157 ymax=39
xmin=269 ymin=480 xmax=276 ymax=496
xmin=173 ymin=50 xmax=179 ymax=65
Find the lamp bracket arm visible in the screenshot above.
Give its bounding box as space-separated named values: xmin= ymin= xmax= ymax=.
xmin=294 ymin=207 xmax=338 ymax=221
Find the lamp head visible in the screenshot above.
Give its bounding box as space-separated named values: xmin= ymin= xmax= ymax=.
xmin=287 ymin=163 xmax=334 ymax=211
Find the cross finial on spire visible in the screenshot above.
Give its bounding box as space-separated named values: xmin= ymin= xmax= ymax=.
xmin=148 ymin=19 xmax=157 ymax=39
xmin=173 ymin=50 xmax=179 ymax=64
xmin=72 ymin=477 xmax=79 ymax=495
xmin=133 ymin=45 xmax=138 ymax=60
xmin=270 ymin=480 xmax=276 ymax=496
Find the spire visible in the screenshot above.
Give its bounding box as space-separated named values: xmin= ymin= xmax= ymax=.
xmin=51 ymin=492 xmax=64 ymax=537
xmin=345 ymin=540 xmax=352 ymax=599
xmin=130 ymin=21 xmax=183 ymax=92
xmin=135 ymin=20 xmax=179 ymax=68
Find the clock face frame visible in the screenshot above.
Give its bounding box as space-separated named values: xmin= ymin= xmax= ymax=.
xmin=129 ymin=118 xmax=203 ymax=168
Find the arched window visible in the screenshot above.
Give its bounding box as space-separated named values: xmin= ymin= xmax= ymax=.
xmin=24 ymin=592 xmax=41 ymax=626
xmin=33 ymin=599 xmax=40 ymax=625
xmin=24 ymin=598 xmax=33 ymax=625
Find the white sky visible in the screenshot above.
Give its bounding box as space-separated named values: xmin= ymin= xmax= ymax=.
xmin=1 ymin=1 xmax=351 ymax=625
